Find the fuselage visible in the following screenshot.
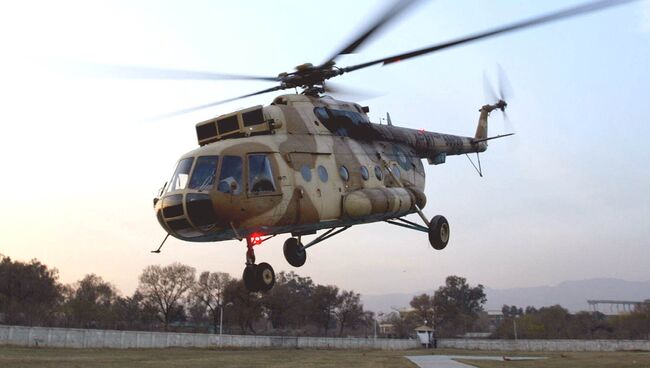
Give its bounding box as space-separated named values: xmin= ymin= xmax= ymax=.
xmin=154 ymin=94 xmax=486 ymax=242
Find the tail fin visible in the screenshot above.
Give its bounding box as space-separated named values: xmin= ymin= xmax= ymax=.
xmin=474 ymin=105 xmax=490 ymax=140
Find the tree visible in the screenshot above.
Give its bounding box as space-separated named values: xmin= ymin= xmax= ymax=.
xmin=137 ymin=263 xmax=195 ymax=330
xmin=191 ymin=271 xmax=231 ymax=333
xmin=0 ymin=256 xmax=62 ymax=326
xmin=224 ymin=279 xmax=262 ymax=334
xmin=433 ymin=275 xmax=486 ymax=336
xmin=309 ymin=285 xmax=340 ymax=335
xmin=501 ymin=305 xmax=523 ymax=318
xmin=111 ymin=291 xmax=159 ymax=330
xmin=64 ymin=274 xmax=118 ymax=328
xmin=334 ymin=290 xmax=365 ymax=336
xmin=261 ymin=272 xmax=315 ymax=331
xmin=410 ymin=294 xmax=435 ymax=327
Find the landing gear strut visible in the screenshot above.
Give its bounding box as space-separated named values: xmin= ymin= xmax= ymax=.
xmin=381 ymin=157 xmax=450 ymax=250
xmin=242 ymin=236 xmax=276 ymax=293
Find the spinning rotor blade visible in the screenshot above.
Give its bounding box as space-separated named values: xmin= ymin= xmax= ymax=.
xmin=68 ymin=62 xmax=279 ymax=81
xmin=323 ymin=81 xmax=382 ymax=101
xmin=149 ymin=86 xmax=284 ymax=120
xmin=319 ymin=0 xmax=422 ymax=67
xmin=483 ymin=71 xmax=498 ymax=103
xmin=497 ymin=64 xmax=514 ymax=101
xmin=343 ymin=0 xmax=636 ymax=73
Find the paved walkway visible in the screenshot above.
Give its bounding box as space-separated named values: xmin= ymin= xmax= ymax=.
xmin=406 ymin=355 xmax=547 ymax=368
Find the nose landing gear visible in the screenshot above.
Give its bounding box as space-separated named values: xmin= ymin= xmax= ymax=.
xmin=242 ymin=236 xmax=276 ymax=292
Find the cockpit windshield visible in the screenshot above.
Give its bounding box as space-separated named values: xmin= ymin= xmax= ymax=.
xmin=218 ymin=156 xmax=243 ymax=195
xmin=168 ymin=157 xmax=194 ymax=192
xmin=188 ymin=156 xmax=219 ymax=190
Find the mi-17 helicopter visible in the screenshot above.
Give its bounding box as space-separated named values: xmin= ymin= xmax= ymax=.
xmin=117 ymin=0 xmax=633 ymax=292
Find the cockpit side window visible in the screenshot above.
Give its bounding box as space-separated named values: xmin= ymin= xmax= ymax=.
xmin=168 ymin=158 xmax=194 ymax=192
xmin=218 ymin=156 xmax=243 ymax=195
xmin=248 ymin=154 xmax=277 ymax=193
xmin=188 ymin=156 xmax=219 ymax=190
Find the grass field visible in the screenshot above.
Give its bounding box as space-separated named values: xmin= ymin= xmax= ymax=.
xmin=1 ymin=346 xmax=649 ymax=368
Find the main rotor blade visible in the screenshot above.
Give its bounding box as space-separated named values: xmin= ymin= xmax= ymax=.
xmin=148 ymin=86 xmax=284 ymax=120
xmin=343 ymin=0 xmax=636 ymax=73
xmin=67 ymin=62 xmax=279 ymax=81
xmin=319 ymin=0 xmax=423 ymax=67
xmin=323 ymin=81 xmax=382 ymax=101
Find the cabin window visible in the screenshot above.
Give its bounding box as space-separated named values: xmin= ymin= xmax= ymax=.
xmin=189 ymin=156 xmax=219 ymax=190
xmin=300 ymin=165 xmax=312 ymax=182
xmin=242 ymin=108 xmax=264 ymax=127
xmin=318 ymin=165 xmax=329 ymax=183
xmin=168 ymin=158 xmax=194 ymax=192
xmin=248 ymin=154 xmax=277 ymax=193
xmin=374 ymin=165 xmax=383 ymax=180
xmin=217 ymin=115 xmax=239 ymax=135
xmin=360 ymin=166 xmax=369 ymax=181
xmin=339 ymin=166 xmax=349 ymax=181
xmin=218 ymin=156 xmax=243 ymax=195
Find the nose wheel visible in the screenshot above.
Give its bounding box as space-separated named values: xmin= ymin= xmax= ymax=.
xmin=242 ymin=236 xmax=276 ymax=292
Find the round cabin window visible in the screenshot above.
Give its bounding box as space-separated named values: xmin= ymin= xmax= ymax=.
xmin=360 ymin=166 xmax=369 ymax=181
xmin=374 ymin=166 xmax=383 ymax=180
xmin=339 ymin=166 xmax=349 ymax=181
xmin=300 ymin=165 xmax=312 ymax=182
xmin=318 ymin=165 xmax=329 ymax=182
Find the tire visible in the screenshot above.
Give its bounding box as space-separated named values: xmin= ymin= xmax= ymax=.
xmin=243 ymin=264 xmax=260 ymax=292
xmin=428 ymin=215 xmax=450 ymax=250
xmin=256 ymin=262 xmax=275 ymax=292
xmin=283 ymin=238 xmax=307 ymax=267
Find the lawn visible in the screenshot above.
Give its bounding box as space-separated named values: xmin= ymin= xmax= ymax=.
xmin=1 ymin=346 xmax=650 ymax=368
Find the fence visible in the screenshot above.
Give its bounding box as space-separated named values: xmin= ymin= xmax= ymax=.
xmin=438 ymin=338 xmax=650 ymax=352
xmin=0 ymin=325 xmax=417 ymax=350
xmin=2 ymin=326 xmax=649 ymax=351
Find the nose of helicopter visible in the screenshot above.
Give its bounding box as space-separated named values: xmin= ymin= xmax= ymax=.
xmin=155 ymin=192 xmax=221 ymax=239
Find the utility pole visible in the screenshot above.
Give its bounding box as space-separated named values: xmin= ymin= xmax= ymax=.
xmin=513 ymin=316 xmax=518 ymax=341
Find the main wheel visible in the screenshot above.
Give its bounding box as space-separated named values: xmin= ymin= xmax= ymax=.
xmin=428 ymin=215 xmax=450 ymax=250
xmin=243 ymin=264 xmax=260 ymax=292
xmin=256 ymin=262 xmax=275 ymax=292
xmin=283 ymin=238 xmax=307 ymax=267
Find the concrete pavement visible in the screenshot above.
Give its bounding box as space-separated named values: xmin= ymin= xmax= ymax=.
xmin=406 ymin=355 xmax=547 ymax=367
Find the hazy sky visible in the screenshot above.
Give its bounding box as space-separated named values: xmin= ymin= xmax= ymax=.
xmin=0 ymin=0 xmax=648 ymax=297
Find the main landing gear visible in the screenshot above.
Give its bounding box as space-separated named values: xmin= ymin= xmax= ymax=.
xmin=242 ymin=235 xmax=276 ymax=293
xmin=386 ymin=214 xmax=450 ymax=250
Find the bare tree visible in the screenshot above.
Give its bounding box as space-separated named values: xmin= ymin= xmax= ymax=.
xmin=190 ymin=271 xmax=231 ymax=333
xmin=137 ymin=263 xmax=195 ymax=330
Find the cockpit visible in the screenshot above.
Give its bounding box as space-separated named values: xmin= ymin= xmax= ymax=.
xmin=156 ymin=153 xmax=279 ymax=239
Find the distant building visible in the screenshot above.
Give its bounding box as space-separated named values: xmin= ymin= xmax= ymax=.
xmin=379 ymin=323 xmax=395 ymax=336
xmin=587 ymin=300 xmax=646 ymax=315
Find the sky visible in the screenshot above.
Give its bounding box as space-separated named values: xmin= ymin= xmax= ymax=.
xmin=0 ymin=0 xmax=649 ymax=298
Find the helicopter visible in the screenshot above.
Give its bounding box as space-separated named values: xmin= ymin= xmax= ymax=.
xmin=134 ymin=0 xmax=633 ymax=292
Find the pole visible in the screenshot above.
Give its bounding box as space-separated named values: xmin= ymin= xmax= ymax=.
xmin=220 ymin=305 xmax=223 ymax=336
xmin=374 ymin=318 xmax=377 ymax=340
xmin=513 ymin=317 xmax=518 ymax=341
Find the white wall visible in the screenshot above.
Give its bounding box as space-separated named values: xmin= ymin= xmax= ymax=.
xmin=0 ymin=325 xmax=417 ymax=350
